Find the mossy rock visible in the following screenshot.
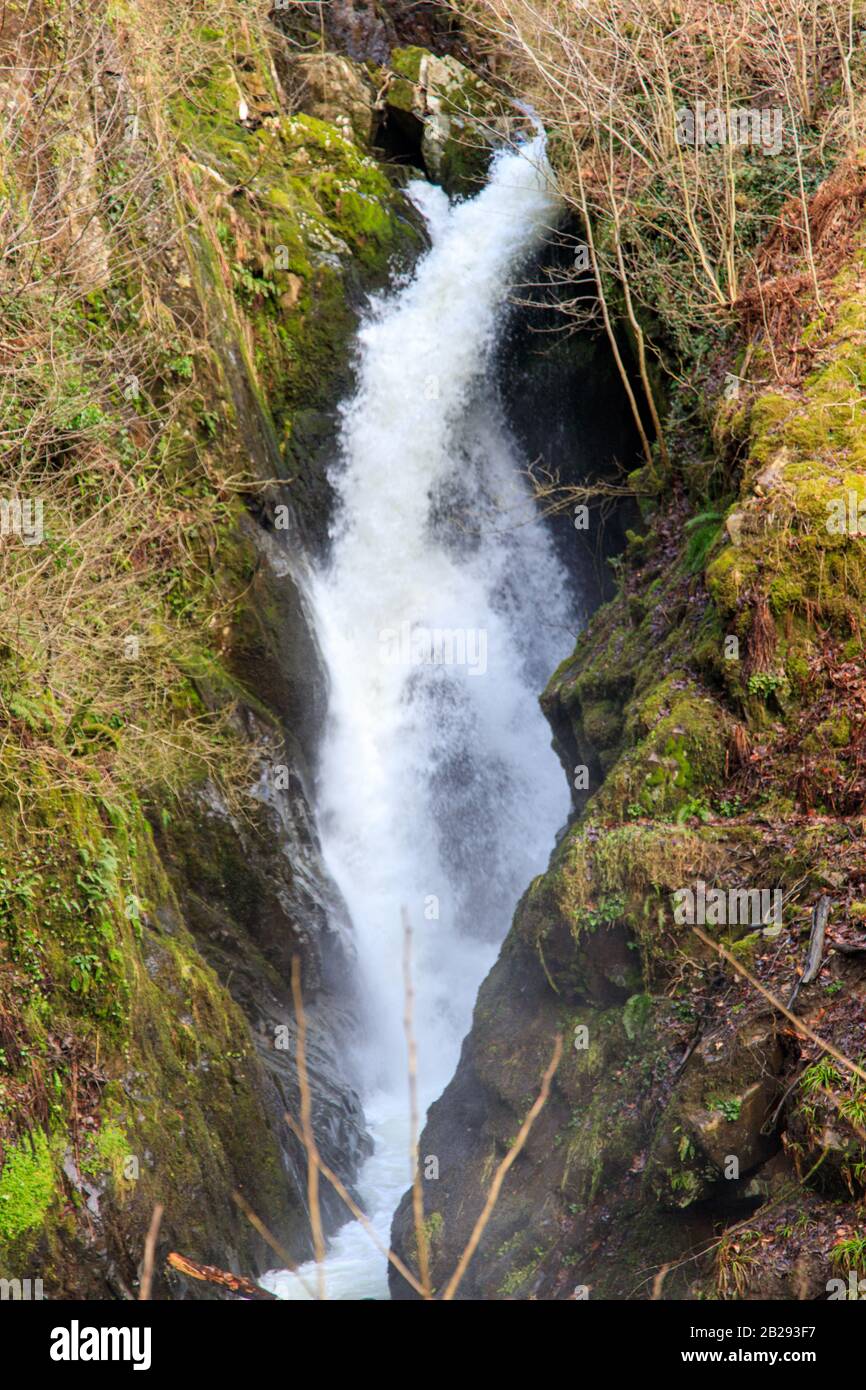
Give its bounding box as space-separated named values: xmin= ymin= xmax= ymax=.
xmin=385 ymin=47 xmax=526 ymax=196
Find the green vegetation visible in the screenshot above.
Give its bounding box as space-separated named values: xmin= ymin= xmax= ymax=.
xmin=0 ymin=0 xmax=415 ymax=1290
xmin=0 ymin=1131 xmax=58 ymax=1242
xmin=411 ymin=0 xmax=866 ymax=1305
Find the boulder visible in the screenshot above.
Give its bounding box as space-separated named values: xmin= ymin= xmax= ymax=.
xmin=383 ymin=46 xmax=530 ymax=195
xmin=295 ymin=52 xmax=376 ymax=146
xmin=645 ymin=1015 xmax=784 ymax=1209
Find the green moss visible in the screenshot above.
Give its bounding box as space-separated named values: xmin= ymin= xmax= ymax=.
xmin=728 ymin=930 xmax=762 ymax=964
xmin=684 ymin=511 xmax=725 ymax=573
xmin=425 ymin=1211 xmax=444 ymax=1240
xmin=818 ymin=714 xmax=851 ymax=747
xmin=597 ymin=678 xmax=728 ymax=819
xmin=80 ymin=1119 xmax=131 ymax=1187
xmin=748 ymin=392 xmax=797 ymax=465
xmin=623 ymin=992 xmax=653 ymax=1040
xmin=581 ymin=698 xmax=623 ymax=750
xmin=706 ymin=545 xmax=757 ymax=613
xmin=498 ymin=1258 xmax=541 ymax=1296
xmin=0 ymin=1130 xmax=58 ymax=1241
xmin=390 ymin=46 xmax=428 ymax=83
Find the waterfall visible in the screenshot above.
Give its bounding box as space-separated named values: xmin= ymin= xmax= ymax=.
xmin=266 ymin=136 xmax=576 ymax=1300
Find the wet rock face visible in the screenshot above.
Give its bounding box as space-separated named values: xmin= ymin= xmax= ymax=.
xmin=157 ymin=770 xmax=372 ymax=1235
xmin=388 ymin=882 xmax=790 ymax=1300
xmin=380 ymin=47 xmax=529 ymax=196
xmin=518 ymin=870 xmax=642 ymax=1007
xmin=279 ymin=11 xmax=531 ymax=198
xmin=149 ymin=578 xmax=372 ymax=1262
xmin=279 ymin=0 xmax=464 ymax=68
xmin=231 ymin=519 xmax=329 ymax=770
xmin=150 ymin=344 xmax=372 ymax=1264
xmin=644 ymin=1016 xmax=784 ymax=1210
xmin=494 ymin=224 xmax=643 ymax=612
xmin=311 ymin=0 xmax=394 ymax=65
xmin=388 ymin=250 xmax=866 ymax=1295
xmin=292 ymin=52 xmax=378 ymax=145
xmin=389 ymin=316 xmax=866 ymax=1301
xmin=388 ymin=926 xmax=718 ymax=1301
xmin=390 ymin=943 xmax=565 ymax=1301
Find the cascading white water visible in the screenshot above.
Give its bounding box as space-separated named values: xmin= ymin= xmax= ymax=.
xmin=266 ymin=136 xmax=577 ymax=1300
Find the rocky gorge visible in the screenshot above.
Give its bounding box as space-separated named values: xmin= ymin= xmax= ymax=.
xmin=1 ymin=0 xmax=865 ymax=1307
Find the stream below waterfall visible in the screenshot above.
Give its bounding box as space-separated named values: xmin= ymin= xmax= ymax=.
xmin=264 ymin=134 xmax=579 ymax=1301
